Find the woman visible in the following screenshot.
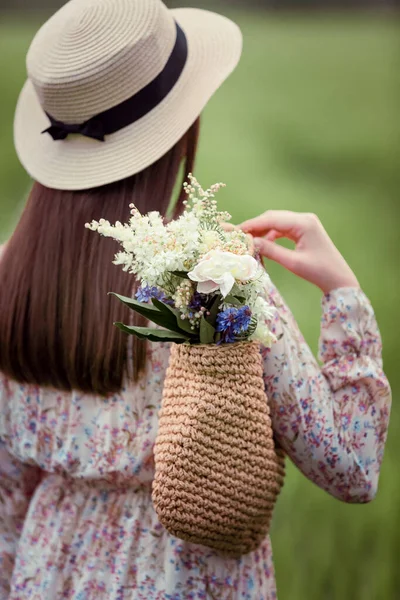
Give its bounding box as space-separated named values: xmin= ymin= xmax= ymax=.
xmin=0 ymin=0 xmax=391 ymax=598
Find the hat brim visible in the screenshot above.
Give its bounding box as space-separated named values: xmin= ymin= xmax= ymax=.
xmin=14 ymin=8 xmax=242 ymax=191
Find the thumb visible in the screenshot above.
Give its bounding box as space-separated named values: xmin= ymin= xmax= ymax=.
xmin=254 ymin=238 xmax=298 ymax=272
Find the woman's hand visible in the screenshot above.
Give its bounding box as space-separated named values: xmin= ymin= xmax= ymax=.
xmin=240 ymin=210 xmax=359 ymax=294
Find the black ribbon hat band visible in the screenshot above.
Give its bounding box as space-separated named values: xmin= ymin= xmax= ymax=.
xmin=42 ymin=22 xmax=188 ymax=142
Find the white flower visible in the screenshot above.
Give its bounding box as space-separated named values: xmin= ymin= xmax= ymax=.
xmin=252 ymin=296 xmax=276 ymax=322
xmin=199 ymin=230 xmax=221 ymax=254
xmin=188 ymin=250 xmax=259 ymax=298
xmin=249 ymin=296 xmax=277 ymax=347
xmin=251 ymin=322 xmax=278 ymax=348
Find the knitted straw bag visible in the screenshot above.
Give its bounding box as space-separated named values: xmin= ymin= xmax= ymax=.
xmin=152 ymin=341 xmax=285 ymax=558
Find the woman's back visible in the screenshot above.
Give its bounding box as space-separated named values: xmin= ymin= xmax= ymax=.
xmin=0 ymin=344 xmax=174 ymax=598
xmin=0 ymin=345 xmax=169 ymax=485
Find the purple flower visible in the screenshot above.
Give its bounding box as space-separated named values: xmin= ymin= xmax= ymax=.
xmin=136 ymin=286 xmax=173 ymax=305
xmin=188 ymin=292 xmax=204 ymax=312
xmin=216 ymin=306 xmax=252 ymax=343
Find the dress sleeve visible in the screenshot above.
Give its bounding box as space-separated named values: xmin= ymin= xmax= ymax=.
xmin=261 ymin=284 xmax=391 ymax=503
xmin=0 ymin=441 xmax=42 ymax=598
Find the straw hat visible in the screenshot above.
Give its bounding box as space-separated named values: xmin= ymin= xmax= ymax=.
xmin=14 ymin=0 xmax=242 ymax=191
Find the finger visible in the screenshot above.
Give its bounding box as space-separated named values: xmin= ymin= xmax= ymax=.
xmin=254 ymin=238 xmax=299 ymax=272
xmin=266 ymin=229 xmax=298 ymax=243
xmin=265 ymin=229 xmax=281 ymax=242
xmin=221 ymin=222 xmax=238 ymax=232
xmin=240 ymin=210 xmax=300 ymax=237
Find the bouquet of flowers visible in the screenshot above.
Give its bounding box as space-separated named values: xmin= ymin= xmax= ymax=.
xmin=86 ymin=175 xmax=277 ymax=348
xmin=87 ymin=176 xmax=285 ymax=557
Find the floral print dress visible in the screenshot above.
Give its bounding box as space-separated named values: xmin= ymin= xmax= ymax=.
xmin=0 ymin=284 xmax=391 ymax=600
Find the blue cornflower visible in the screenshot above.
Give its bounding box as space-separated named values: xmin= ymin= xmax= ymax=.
xmin=232 ymin=306 xmax=252 ymax=334
xmin=136 ymin=286 xmax=172 ymax=305
xmin=218 ymin=325 xmax=236 ymax=344
xmin=216 ymin=306 xmax=252 ymax=343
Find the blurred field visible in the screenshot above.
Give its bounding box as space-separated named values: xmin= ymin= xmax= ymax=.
xmin=1 ymin=11 xmax=399 ymax=600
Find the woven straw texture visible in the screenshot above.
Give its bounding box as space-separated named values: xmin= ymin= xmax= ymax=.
xmin=153 ymin=342 xmax=285 ymax=558
xmin=14 ymin=0 xmax=242 ymax=191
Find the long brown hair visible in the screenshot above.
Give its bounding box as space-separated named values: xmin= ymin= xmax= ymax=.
xmin=0 ymin=118 xmax=200 ymax=396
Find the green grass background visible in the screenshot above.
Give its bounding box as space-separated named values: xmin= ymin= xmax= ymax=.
xmin=1 ymin=10 xmax=399 ymax=600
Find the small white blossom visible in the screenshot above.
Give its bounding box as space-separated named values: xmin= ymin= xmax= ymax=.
xmin=251 ymin=321 xmax=278 ymax=348
xmin=252 ymin=296 xmax=276 ymax=322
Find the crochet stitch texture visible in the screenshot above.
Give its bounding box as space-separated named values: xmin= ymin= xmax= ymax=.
xmin=152 ymin=341 xmax=285 ymax=557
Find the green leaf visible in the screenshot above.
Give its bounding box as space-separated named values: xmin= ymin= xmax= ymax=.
xmin=151 ymin=298 xmax=196 ymax=336
xmin=200 ymin=316 xmax=216 ymax=344
xmin=224 ymin=294 xmax=247 ymax=307
xmin=110 ymin=292 xmax=160 ymax=314
xmin=206 ymin=295 xmax=222 ymax=328
xmin=170 ymin=271 xmax=190 ymax=279
xmin=224 ymin=295 xmax=242 ymax=307
xmin=175 ymin=314 xmax=197 ymax=336
xmin=110 ymin=293 xmax=179 ymax=332
xmin=115 ymin=323 xmax=190 ymax=343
